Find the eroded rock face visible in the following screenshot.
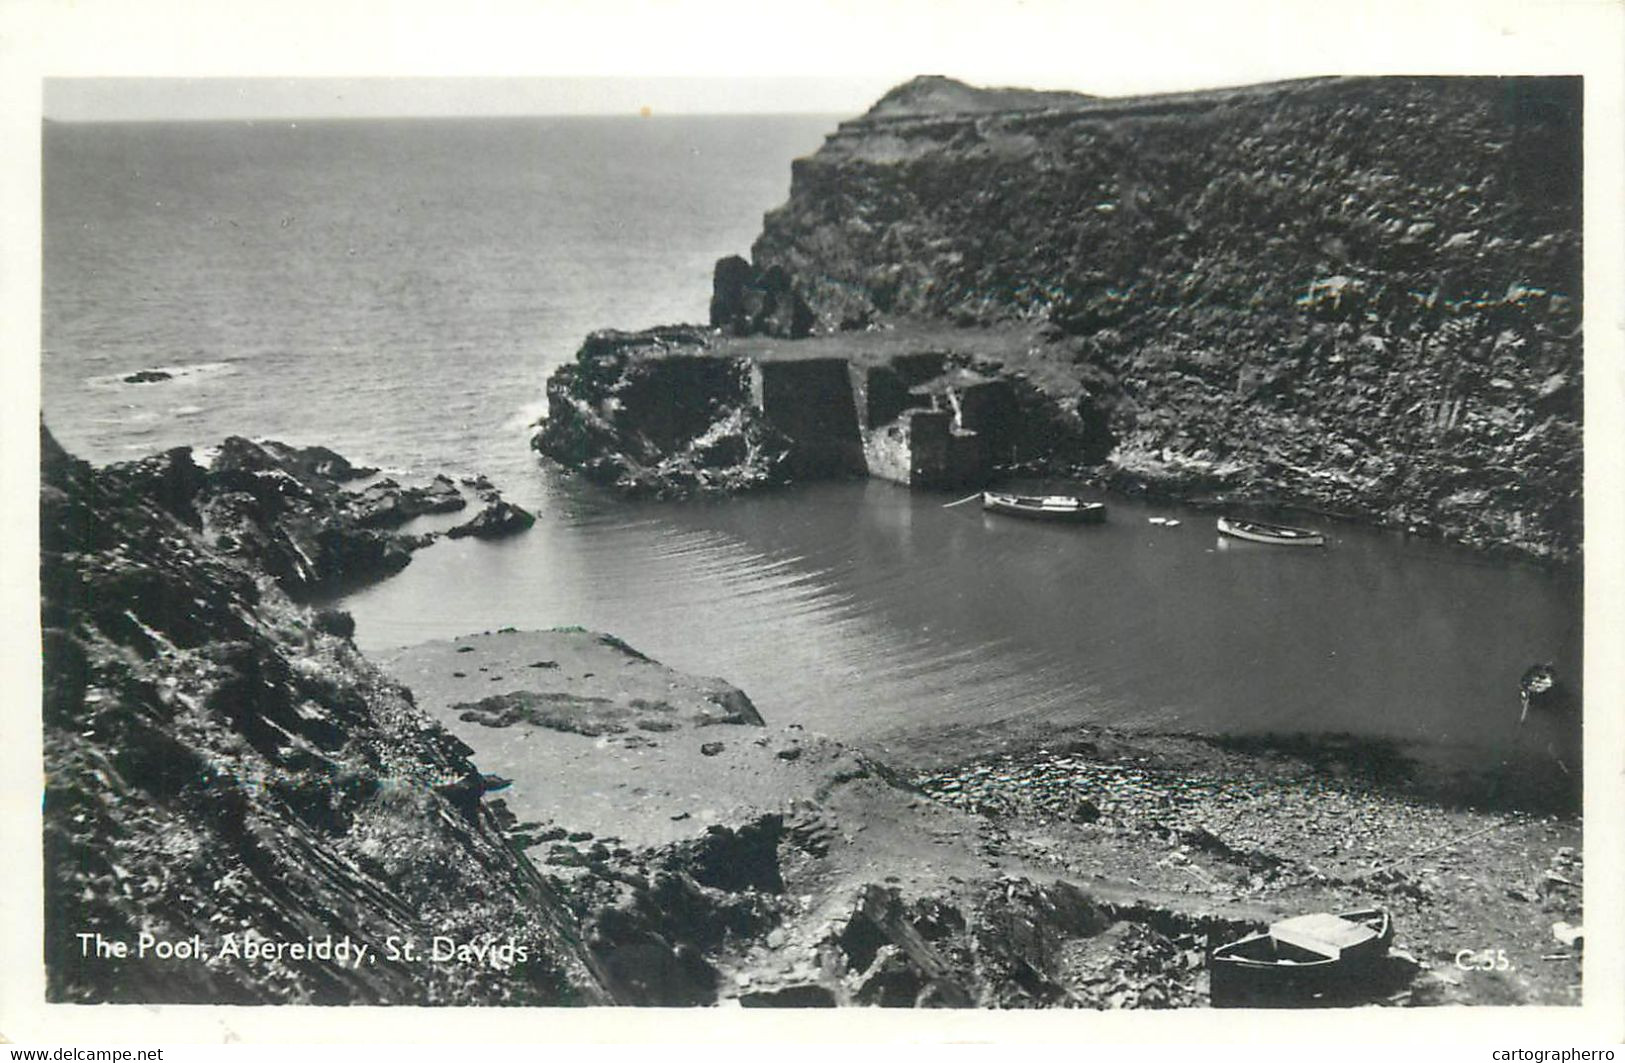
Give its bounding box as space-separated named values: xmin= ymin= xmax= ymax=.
xmin=39 ymin=427 xmax=605 ymax=1005
xmin=726 ymin=75 xmax=1583 ymax=561
xmin=710 ymin=256 xmax=816 ymax=338
xmin=96 ymin=436 xmax=535 ymax=598
xmin=196 ymin=438 xmax=422 ymax=596
xmin=533 ymin=328 xmax=795 ymax=496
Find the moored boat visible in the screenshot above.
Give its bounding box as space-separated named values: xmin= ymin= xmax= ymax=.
xmin=982 ymin=491 xmax=1106 ymax=523
xmin=1216 ymin=515 xmax=1326 ymax=547
xmin=1209 ymin=908 xmax=1392 ymax=1008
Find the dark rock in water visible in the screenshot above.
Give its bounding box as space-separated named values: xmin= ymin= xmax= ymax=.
xmin=460 ymin=473 xmax=501 ymax=503
xmin=122 ymin=369 xmax=173 ymax=384
xmin=93 ymin=437 xmax=515 ymax=598
xmin=268 ymin=442 xmax=378 ymax=483
xmin=446 ymin=499 xmax=536 ymax=540
xmin=38 ymin=424 xmax=608 ymax=1005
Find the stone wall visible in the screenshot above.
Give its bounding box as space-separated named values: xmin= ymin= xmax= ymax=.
xmin=749 ymin=358 xmax=867 ymax=477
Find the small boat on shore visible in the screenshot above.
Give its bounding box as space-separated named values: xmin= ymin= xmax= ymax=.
xmin=1216 ymin=515 xmax=1326 ymax=547
xmin=1210 ymin=908 xmax=1392 ymax=1007
xmin=982 ymin=491 xmax=1106 ymax=523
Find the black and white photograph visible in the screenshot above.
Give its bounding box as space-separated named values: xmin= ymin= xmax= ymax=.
xmin=4 ymin=0 xmax=1622 ymax=1047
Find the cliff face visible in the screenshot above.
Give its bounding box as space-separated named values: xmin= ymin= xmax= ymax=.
xmin=40 ymin=429 xmax=602 ymax=1004
xmin=743 ymin=76 xmax=1582 ymax=560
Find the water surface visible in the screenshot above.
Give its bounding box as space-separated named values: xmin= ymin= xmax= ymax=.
xmin=341 ymin=476 xmax=1581 ymax=781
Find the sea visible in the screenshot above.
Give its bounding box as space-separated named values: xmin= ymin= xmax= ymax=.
xmin=41 ymin=115 xmax=1583 ymax=800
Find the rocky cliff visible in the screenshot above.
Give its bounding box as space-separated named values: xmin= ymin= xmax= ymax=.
xmin=730 ymin=75 xmax=1581 ymax=561
xmin=40 ymin=429 xmax=596 ymax=1004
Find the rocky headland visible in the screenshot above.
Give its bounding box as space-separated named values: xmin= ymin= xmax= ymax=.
xmin=536 ymin=75 xmax=1581 ymax=564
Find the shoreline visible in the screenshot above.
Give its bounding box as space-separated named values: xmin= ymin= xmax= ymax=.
xmin=387 ymin=626 xmax=1583 ymax=1007
xmin=892 ymin=720 xmax=1582 ymax=820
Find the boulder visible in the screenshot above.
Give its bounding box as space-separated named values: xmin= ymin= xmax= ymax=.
xmin=446 ymin=499 xmax=536 ymax=540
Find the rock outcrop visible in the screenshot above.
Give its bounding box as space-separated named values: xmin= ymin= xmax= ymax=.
xmin=96 ymin=436 xmax=533 ymax=598
xmin=382 ymin=629 xmax=1257 ymax=1008
xmin=447 ymin=500 xmax=537 ymax=540
xmin=710 ymin=256 xmax=815 ymax=338
xmin=724 ymin=74 xmax=1582 ymax=561
xmin=40 ymin=428 xmax=600 ymax=1004
xmin=533 ymin=327 xmax=796 ymax=496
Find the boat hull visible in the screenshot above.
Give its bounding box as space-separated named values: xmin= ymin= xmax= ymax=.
xmin=982 ymin=492 xmax=1106 ymax=523
xmin=1209 ymin=909 xmax=1392 ymax=1008
xmin=1216 ymin=515 xmax=1326 ymax=547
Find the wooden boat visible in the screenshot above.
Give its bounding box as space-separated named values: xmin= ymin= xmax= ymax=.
xmin=982 ymin=491 xmax=1106 ymax=523
xmin=1216 ymin=515 xmax=1326 ymax=547
xmin=1210 ymin=908 xmax=1392 ymax=1007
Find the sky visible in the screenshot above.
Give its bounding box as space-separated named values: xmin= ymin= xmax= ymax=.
xmin=43 ymin=77 xmax=903 ymax=122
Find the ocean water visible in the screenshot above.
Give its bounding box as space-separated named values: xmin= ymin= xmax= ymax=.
xmin=43 ymin=115 xmax=833 ymax=486
xmin=42 ymin=116 xmax=1582 ymax=794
